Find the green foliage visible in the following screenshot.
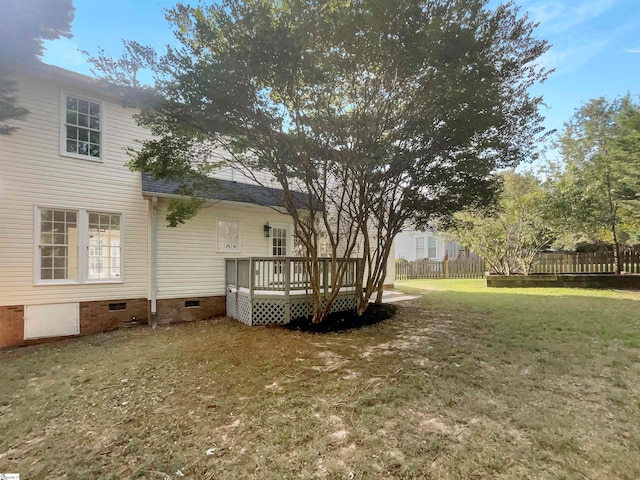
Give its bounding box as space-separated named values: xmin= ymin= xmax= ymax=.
xmin=91 ymin=0 xmax=550 ymax=225
xmin=90 ymin=0 xmax=550 ymax=320
xmin=0 ymin=0 xmax=75 ymax=134
xmin=166 ymin=197 xmax=206 ymax=227
xmin=447 ymin=170 xmax=555 ymax=274
xmin=548 ymin=96 xmax=640 ymax=267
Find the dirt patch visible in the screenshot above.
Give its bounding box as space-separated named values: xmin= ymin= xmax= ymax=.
xmin=285 ymin=303 xmax=397 ymax=333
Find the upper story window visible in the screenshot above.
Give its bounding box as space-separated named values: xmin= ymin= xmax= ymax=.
xmin=63 ymin=95 xmax=101 ymax=159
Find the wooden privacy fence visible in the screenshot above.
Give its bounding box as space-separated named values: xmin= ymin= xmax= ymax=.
xmin=396 ymin=251 xmax=640 ymax=280
xmin=531 ymin=251 xmax=640 ymax=274
xmin=395 ymin=258 xmax=487 ymax=280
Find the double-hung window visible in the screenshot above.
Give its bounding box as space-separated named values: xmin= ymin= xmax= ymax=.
xmin=37 ymin=208 xmax=122 ymax=283
xmin=88 ymin=212 xmax=121 ymax=279
xmin=63 ymin=95 xmax=101 ymax=159
xmin=39 ymin=209 xmax=79 ymax=280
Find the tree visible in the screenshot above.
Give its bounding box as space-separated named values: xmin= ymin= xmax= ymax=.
xmin=447 ymin=170 xmax=555 ymax=275
xmin=90 ymin=0 xmax=550 ymax=322
xmin=550 ymin=96 xmax=640 ymax=272
xmin=0 ymin=0 xmax=75 ymax=134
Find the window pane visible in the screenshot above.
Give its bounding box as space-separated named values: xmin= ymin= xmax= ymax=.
xmin=53 ymin=269 xmax=67 ymax=279
xmin=66 ymin=111 xmax=76 ymax=124
xmin=90 ymin=144 xmax=100 ymax=157
xmin=89 ymin=102 xmax=100 ymax=116
xmin=66 ymin=140 xmax=77 ymax=154
xmin=90 ymin=131 xmax=100 ymax=144
xmin=78 ymin=99 xmax=89 ymax=114
xmin=78 ymin=142 xmax=88 ymax=155
xmin=78 ymin=113 xmax=88 ymax=128
xmin=66 ymin=126 xmax=78 ymax=140
xmin=89 ymin=116 xmax=100 ymax=130
xmin=78 ymin=128 xmax=88 ymax=142
xmin=66 ymin=97 xmax=77 ymax=111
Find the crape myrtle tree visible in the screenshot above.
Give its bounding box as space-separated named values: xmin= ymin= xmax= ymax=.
xmin=0 ymin=0 xmax=75 ymax=134
xmin=446 ymin=170 xmax=556 ymax=275
xmin=90 ymin=0 xmax=550 ymax=322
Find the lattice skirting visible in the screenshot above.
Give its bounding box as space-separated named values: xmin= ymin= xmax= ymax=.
xmin=226 ymin=290 xmax=356 ymax=326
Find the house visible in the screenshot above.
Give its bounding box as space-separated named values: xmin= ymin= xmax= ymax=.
xmin=395 ymin=228 xmax=467 ymax=262
xmin=0 ymin=62 xmax=394 ymax=348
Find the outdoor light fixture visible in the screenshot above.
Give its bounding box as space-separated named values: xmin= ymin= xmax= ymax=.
xmin=263 ymin=222 xmax=271 ymax=237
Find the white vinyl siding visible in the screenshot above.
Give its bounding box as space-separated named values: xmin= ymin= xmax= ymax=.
xmin=155 ymin=200 xmax=294 ymax=298
xmin=396 ymin=229 xmax=467 ymax=262
xmin=0 ymin=71 xmax=149 ymax=306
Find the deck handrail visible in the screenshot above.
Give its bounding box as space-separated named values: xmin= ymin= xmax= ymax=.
xmin=225 ymin=257 xmax=360 ymax=293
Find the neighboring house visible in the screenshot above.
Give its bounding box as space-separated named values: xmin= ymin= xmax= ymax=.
xmin=395 ymin=229 xmax=467 ymax=262
xmin=0 ymin=62 xmax=394 ymax=348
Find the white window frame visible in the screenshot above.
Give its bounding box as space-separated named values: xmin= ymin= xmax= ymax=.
xmin=216 ymin=218 xmax=241 ymax=253
xmin=267 ymin=223 xmax=292 ymax=257
xmin=34 ymin=206 xmax=125 ymax=285
xmin=60 ymin=93 xmax=103 ymax=162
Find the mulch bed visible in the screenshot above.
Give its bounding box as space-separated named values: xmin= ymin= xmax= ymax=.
xmin=285 ymin=302 xmax=397 ymax=333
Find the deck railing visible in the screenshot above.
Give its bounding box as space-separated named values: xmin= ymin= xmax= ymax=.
xmin=225 ymin=257 xmax=359 ymax=296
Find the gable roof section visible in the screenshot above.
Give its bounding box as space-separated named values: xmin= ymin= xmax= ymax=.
xmin=142 ymin=173 xmax=314 ymax=210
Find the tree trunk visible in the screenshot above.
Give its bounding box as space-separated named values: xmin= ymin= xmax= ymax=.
xmin=612 ymin=224 xmax=622 ymax=274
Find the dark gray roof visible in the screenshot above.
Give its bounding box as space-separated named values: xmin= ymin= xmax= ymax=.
xmin=142 ymin=173 xmax=314 ymax=209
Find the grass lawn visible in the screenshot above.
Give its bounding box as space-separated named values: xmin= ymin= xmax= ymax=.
xmin=2 ymin=280 xmax=640 ymax=479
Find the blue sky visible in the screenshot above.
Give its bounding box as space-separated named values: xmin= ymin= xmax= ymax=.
xmin=42 ymin=0 xmax=640 ymax=139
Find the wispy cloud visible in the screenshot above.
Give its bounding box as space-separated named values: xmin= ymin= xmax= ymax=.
xmin=624 ymin=48 xmax=640 ymax=53
xmin=525 ymin=0 xmax=621 ymax=34
xmin=42 ymin=38 xmax=85 ymax=68
xmin=538 ymin=38 xmax=608 ymax=75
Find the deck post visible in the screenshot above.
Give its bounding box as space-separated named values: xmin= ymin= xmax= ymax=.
xmin=284 ymin=258 xmax=291 ymax=322
xmin=322 ymin=258 xmax=328 ymax=299
xmin=249 ymin=258 xmax=255 ymax=297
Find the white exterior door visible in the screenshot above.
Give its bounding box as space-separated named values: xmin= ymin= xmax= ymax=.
xmin=270 ymin=225 xmax=290 ymax=282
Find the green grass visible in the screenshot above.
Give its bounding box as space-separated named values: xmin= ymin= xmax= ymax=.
xmin=1 ymin=280 xmax=640 ymax=479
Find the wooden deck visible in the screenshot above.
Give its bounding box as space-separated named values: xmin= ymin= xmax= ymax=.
xmin=225 ymin=257 xmax=359 ymax=325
